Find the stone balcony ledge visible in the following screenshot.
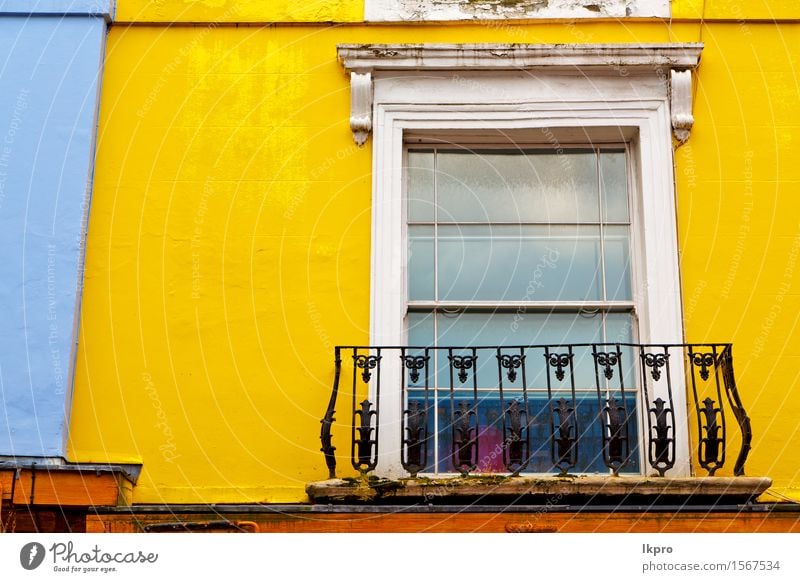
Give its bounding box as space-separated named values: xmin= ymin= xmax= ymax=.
xmin=307 ymin=475 xmax=772 ymax=505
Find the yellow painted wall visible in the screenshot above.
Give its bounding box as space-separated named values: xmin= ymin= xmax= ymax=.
xmin=68 ymin=18 xmax=800 ymax=503
xmin=675 ymin=22 xmax=800 ymax=502
xmin=115 ymin=0 xmax=800 ymax=23
xmin=674 ymin=0 xmax=800 ymax=19
xmin=116 ymin=0 xmax=363 ymax=22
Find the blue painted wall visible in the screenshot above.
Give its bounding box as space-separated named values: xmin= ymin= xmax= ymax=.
xmin=0 ymin=12 xmax=108 ymax=457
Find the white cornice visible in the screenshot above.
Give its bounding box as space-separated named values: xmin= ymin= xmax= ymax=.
xmin=337 ymin=43 xmax=703 ymax=73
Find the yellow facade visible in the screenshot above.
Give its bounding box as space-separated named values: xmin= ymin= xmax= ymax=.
xmin=116 ymin=0 xmax=364 ymax=22
xmin=67 ymin=2 xmax=800 ymax=504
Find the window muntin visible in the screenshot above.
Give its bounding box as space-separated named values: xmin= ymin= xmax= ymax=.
xmin=404 ymin=146 xmax=640 ymax=474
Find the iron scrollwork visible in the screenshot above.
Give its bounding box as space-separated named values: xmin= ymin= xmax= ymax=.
xmin=552 ymin=398 xmax=577 ymax=474
xmin=403 ymin=400 xmax=427 ymax=474
xmin=642 ymin=352 xmax=669 ymax=381
xmin=603 ymin=395 xmax=628 ymax=470
xmin=594 ymin=351 xmax=620 ymax=381
xmin=353 ymin=399 xmax=377 ymax=471
xmin=649 ymin=397 xmax=674 ymax=476
xmin=401 ymin=355 xmax=428 ymax=384
xmin=318 ymin=343 xmax=753 ymax=482
xmin=453 ymin=401 xmax=477 ymax=473
xmin=547 ymin=353 xmax=573 ymax=382
xmin=498 ymin=354 xmax=524 ymax=383
xmin=449 ymin=355 xmax=477 ymax=384
xmin=692 ymin=352 xmax=716 ymax=381
xmin=699 ymin=397 xmax=723 ymax=474
xmin=354 ymin=354 xmax=381 ymax=383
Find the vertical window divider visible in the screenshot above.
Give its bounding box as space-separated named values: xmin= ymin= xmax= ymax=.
xmin=432 ymin=148 xmax=440 ymax=471
xmin=596 ymin=150 xmax=611 ymax=474
xmin=598 ymin=148 xmax=608 ymax=348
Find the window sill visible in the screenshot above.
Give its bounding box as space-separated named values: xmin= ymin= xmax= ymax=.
xmin=306 ymin=475 xmax=772 ymax=506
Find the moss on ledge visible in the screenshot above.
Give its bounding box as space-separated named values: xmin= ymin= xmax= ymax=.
xmin=307 ymin=474 xmax=772 ymax=505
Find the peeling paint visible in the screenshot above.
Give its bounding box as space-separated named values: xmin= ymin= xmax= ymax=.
xmin=365 ymin=0 xmax=670 ymax=20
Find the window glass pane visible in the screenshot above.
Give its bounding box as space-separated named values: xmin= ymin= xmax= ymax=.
xmin=432 ymin=385 xmax=640 ymax=474
xmin=407 ymin=311 xmax=434 ymax=347
xmin=603 ymin=225 xmax=632 ymax=301
xmin=407 ymin=151 xmax=435 ymax=222
xmin=408 ymin=225 xmax=434 ymax=300
xmin=437 ymin=225 xmax=602 ymax=301
xmin=604 ymin=312 xmax=634 ymax=344
xmin=435 ymin=311 xmax=605 ymax=388
xmin=436 ymin=150 xmax=599 ymax=223
xmin=600 ymin=151 xmax=629 ymax=222
xmin=405 ymin=146 xmax=640 ymax=476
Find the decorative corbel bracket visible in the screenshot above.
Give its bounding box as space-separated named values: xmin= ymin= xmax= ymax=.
xmin=349 ymin=72 xmax=373 ymax=147
xmin=670 ymin=69 xmax=694 ymax=144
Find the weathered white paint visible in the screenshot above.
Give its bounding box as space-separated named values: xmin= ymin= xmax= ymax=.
xmin=349 ymin=72 xmax=373 ymax=146
xmin=365 ymin=0 xmax=670 ymax=21
xmin=670 ymin=69 xmax=694 ymax=143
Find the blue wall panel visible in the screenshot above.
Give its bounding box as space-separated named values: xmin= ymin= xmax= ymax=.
xmin=0 ymin=15 xmax=106 ymax=457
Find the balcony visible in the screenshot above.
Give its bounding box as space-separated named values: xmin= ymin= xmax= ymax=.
xmin=309 ymin=343 xmax=770 ymax=505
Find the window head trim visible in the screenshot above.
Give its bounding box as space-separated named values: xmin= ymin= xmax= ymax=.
xmin=338 ymin=43 xmax=702 ymax=146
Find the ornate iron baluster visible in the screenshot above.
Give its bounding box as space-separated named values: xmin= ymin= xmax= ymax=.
xmin=453 ymin=401 xmax=476 ymax=474
xmin=403 ymin=400 xmax=426 ymax=475
xmin=553 ymin=398 xmax=576 ymax=475
xmin=545 ymin=347 xmax=578 ymax=475
xmin=699 ymin=397 xmax=723 ymax=475
xmin=592 ymin=345 xmax=630 ymax=475
xmin=649 ymin=398 xmax=674 ymax=476
xmin=604 ymin=395 xmax=628 ymax=470
xmin=400 ymin=350 xmax=430 ymax=477
xmin=350 ymin=349 xmax=381 ymax=473
xmin=497 ymin=348 xmax=530 ymax=474
xmin=640 ymin=346 xmax=676 ymax=476
xmin=448 ymin=349 xmax=479 ymax=474
xmin=688 ymin=346 xmax=727 ymax=475
xmin=320 ymin=348 xmax=342 ymax=479
xmin=719 ymin=345 xmax=752 ymax=476
xmin=353 ymin=399 xmax=378 ymax=472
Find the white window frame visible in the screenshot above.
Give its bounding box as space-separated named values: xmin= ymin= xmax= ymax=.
xmin=338 ymin=44 xmax=702 ymax=478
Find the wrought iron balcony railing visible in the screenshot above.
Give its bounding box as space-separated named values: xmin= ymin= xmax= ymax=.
xmin=319 ymin=343 xmax=752 ymax=480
